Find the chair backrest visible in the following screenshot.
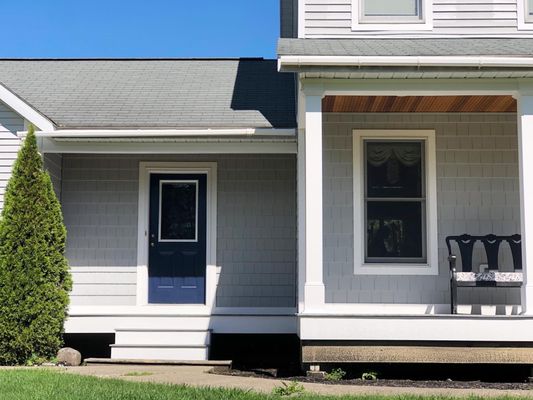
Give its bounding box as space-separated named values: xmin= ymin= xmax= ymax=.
xmin=446 ymin=234 xmax=476 ymax=272
xmin=445 ymin=234 xmax=522 ymax=272
xmin=506 ymin=234 xmax=522 ymax=270
xmin=480 ymin=234 xmax=503 ymax=270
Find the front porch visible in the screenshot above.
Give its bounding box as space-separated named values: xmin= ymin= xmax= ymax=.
xmin=38 ymin=135 xmax=299 ymax=360
xmin=295 ymin=77 xmax=533 ymax=352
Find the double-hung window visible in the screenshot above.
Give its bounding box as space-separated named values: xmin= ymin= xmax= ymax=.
xmin=353 ymin=131 xmax=438 ymax=275
xmin=519 ymin=0 xmax=533 ymax=29
xmin=352 ymin=0 xmax=432 ymax=31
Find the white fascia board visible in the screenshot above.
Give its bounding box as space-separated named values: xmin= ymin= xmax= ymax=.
xmin=279 ymin=55 xmax=533 ymax=69
xmin=0 ymin=83 xmax=56 ymax=132
xmin=36 ymin=128 xmax=296 ymax=138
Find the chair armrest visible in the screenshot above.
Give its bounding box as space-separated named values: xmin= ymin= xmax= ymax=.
xmin=448 ymin=254 xmax=457 ymax=273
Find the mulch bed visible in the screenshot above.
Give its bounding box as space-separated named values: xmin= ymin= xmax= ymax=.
xmin=211 ymin=368 xmax=533 ymax=391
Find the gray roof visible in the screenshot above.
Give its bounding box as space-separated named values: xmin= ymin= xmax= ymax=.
xmin=0 ymin=59 xmax=296 ymax=129
xmin=278 ymin=38 xmax=533 ymax=57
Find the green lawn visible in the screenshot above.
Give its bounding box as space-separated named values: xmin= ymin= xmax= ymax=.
xmin=0 ymin=369 xmax=524 ymax=400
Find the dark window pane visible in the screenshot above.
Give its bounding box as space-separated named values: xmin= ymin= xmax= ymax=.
xmin=160 ymin=182 xmax=197 ymax=241
xmin=367 ymin=201 xmax=424 ymax=260
xmin=366 ymin=141 xmax=423 ymax=198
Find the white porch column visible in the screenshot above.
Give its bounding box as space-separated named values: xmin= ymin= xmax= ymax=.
xmin=517 ymin=92 xmax=533 ymax=315
xmin=301 ymin=94 xmax=325 ymax=311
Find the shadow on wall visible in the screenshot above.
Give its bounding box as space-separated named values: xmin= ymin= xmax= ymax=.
xmin=230 ymin=59 xmax=296 ymax=129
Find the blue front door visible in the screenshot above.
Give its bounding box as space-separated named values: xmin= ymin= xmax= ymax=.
xmin=148 ymin=173 xmax=207 ymax=304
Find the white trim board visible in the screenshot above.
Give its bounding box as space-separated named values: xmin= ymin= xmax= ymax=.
xmin=36 ymin=128 xmax=296 ymax=138
xmin=65 ymin=314 xmax=298 ymax=335
xmin=280 ymin=56 xmax=533 ymax=70
xmin=299 ymin=315 xmax=533 ymax=342
xmin=68 ymin=306 xmax=297 ymax=317
xmin=0 ymin=83 xmax=55 ymax=131
xmin=353 ymin=130 xmax=438 ymax=276
xmin=38 ymin=139 xmax=297 ymax=154
xmin=137 ymin=162 xmax=218 ymax=312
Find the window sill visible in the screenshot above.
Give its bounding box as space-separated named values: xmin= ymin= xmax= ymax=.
xmin=354 ymin=263 xmax=439 ymax=276
xmin=518 ymin=21 xmax=533 ymax=31
xmin=351 ymin=21 xmax=433 ymax=31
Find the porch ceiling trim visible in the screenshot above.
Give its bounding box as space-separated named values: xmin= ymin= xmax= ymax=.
xmin=35 ymin=128 xmax=296 ymax=138
xmin=38 ymin=137 xmax=297 ymax=154
xmin=301 ymin=78 xmax=530 ymax=97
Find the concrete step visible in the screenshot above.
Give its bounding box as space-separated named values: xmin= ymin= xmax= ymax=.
xmin=85 ymin=358 xmax=231 ymax=368
xmin=111 ymin=344 xmax=209 ymax=361
xmin=115 ymin=329 xmax=211 ymax=346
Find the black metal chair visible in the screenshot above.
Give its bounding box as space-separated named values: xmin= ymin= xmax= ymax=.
xmin=445 ymin=234 xmax=523 ymax=314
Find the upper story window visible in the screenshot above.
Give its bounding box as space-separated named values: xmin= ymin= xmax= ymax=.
xmin=519 ymin=0 xmax=533 ymax=29
xmin=352 ymin=0 xmax=433 ymax=31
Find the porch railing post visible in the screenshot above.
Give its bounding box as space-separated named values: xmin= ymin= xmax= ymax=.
xmin=517 ymin=91 xmax=533 ymax=315
xmin=301 ymin=94 xmax=326 ymax=311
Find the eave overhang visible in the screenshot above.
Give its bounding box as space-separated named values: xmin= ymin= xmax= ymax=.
xmin=278 ymin=56 xmax=533 ymax=79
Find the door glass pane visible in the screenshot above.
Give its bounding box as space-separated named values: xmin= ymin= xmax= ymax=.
xmin=160 ymin=182 xmax=197 ymax=241
xmin=367 ymin=201 xmax=423 ymax=260
xmin=529 ymin=0 xmax=533 ymax=15
xmin=364 ymin=0 xmax=419 ymax=16
xmin=366 ymin=141 xmax=423 ymax=198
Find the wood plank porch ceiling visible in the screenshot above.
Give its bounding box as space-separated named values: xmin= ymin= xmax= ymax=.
xmin=323 ymin=96 xmax=517 ymax=113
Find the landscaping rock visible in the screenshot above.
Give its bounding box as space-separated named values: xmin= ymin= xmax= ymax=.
xmin=57 ymin=347 xmax=82 ymax=366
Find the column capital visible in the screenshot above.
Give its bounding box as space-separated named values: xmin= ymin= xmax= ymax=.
xmin=301 ymin=81 xmax=326 ymax=99
xmin=516 ymin=82 xmax=533 ymax=98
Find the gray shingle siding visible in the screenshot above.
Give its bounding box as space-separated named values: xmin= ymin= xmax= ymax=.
xmin=323 ymin=112 xmax=520 ymax=306
xmin=0 ymin=59 xmax=296 ymax=130
xmin=61 ymin=154 xmax=297 ymax=308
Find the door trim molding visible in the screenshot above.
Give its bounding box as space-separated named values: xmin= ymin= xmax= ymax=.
xmin=137 ymin=162 xmax=218 ymax=312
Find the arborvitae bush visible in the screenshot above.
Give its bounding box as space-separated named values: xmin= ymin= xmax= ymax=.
xmin=0 ymin=125 xmax=71 ymax=365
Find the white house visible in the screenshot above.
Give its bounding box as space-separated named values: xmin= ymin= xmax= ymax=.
xmin=1 ymin=0 xmax=533 ymax=370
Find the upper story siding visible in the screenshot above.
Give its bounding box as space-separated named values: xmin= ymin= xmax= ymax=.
xmin=300 ymin=0 xmax=532 ymax=38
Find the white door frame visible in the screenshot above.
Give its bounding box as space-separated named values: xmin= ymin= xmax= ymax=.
xmin=137 ymin=162 xmax=218 ymax=312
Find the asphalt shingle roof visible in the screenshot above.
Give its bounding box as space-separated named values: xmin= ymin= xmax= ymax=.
xmin=0 ymin=59 xmax=296 ymax=129
xmin=278 ymin=38 xmax=533 ymax=57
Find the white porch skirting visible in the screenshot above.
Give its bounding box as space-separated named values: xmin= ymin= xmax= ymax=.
xmin=299 ymin=314 xmax=533 ymax=342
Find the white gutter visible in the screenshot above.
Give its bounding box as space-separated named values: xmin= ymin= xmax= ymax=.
xmin=279 ymin=55 xmax=533 ymax=69
xmin=35 ymin=128 xmax=296 ymax=138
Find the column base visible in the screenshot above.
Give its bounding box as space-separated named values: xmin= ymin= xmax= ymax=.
xmin=521 ymin=285 xmax=533 ymax=315
xmin=303 ymin=283 xmax=326 ymax=311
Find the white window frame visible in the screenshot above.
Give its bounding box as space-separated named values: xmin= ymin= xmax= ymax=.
xmin=158 ymin=180 xmax=199 ymax=243
xmin=351 ymin=0 xmax=433 ymax=31
xmin=518 ymin=0 xmax=533 ymax=30
xmin=353 ymin=130 xmax=438 ymax=276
